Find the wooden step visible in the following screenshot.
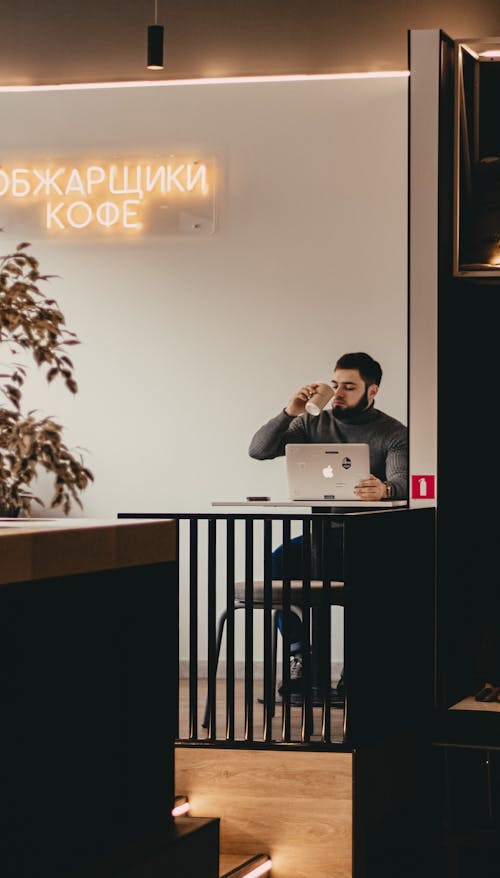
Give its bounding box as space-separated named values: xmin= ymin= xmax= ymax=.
xmin=176 ymin=746 xmax=352 ymax=878
xmin=174 ymin=796 xmax=271 ymax=878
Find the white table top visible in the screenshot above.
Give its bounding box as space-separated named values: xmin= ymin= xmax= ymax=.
xmin=212 ymin=499 xmax=407 ymax=508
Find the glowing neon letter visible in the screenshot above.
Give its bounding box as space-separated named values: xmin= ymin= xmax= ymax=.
xmin=109 ymin=165 xmax=143 ymax=199
xmin=86 ymin=166 xmax=106 ymax=194
xmin=144 ymin=165 xmax=166 ymax=193
xmin=33 ymin=168 xmax=65 ymax=196
xmin=12 ymin=170 xmax=31 ymax=197
xmin=166 ymin=164 xmax=185 ymax=192
xmin=122 ymin=199 xmax=142 ymax=229
xmin=0 ymin=170 xmax=10 ymax=196
xmin=186 ymin=164 xmax=207 ymax=193
xmin=65 ymin=168 xmax=86 ymax=195
xmin=46 ymin=202 xmax=65 ymax=230
xmin=96 ymin=201 xmax=120 ymax=227
xmin=66 ymin=201 xmax=92 ymax=229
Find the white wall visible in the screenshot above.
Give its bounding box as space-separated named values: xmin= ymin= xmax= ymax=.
xmin=0 ymin=77 xmax=408 ymax=665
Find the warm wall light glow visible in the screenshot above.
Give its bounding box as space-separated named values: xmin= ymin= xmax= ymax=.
xmin=171 ymin=800 xmax=190 ymax=816
xmin=479 ymin=50 xmax=500 ymax=58
xmin=242 ymin=861 xmax=272 ymax=878
xmin=0 ymin=71 xmax=409 ymax=93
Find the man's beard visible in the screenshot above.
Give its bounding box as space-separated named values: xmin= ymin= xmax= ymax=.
xmin=332 ymin=388 xmax=371 ymax=421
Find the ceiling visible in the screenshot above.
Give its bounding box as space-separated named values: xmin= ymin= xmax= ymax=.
xmin=0 ymin=0 xmax=499 ymax=86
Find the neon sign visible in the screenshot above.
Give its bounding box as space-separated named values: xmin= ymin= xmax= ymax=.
xmin=0 ymin=159 xmax=214 ymax=234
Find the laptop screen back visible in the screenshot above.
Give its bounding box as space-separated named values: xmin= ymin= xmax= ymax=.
xmin=285 ymin=443 xmax=370 ymax=501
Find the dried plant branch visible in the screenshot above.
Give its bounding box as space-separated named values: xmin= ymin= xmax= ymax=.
xmin=0 ymin=239 xmax=93 ymax=515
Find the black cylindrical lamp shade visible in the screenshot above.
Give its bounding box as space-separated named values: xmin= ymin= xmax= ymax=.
xmin=147 ymin=25 xmax=164 ymax=69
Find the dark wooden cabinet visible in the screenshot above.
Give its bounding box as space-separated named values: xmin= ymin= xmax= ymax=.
xmin=0 ymin=520 xmax=219 ymax=878
xmin=410 ymin=26 xmax=500 ymax=877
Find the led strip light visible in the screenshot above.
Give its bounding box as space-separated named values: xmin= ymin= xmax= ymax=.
xmin=0 ymin=71 xmax=409 ymax=93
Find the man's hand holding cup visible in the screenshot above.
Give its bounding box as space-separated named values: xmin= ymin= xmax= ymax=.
xmin=285 ymin=382 xmax=333 ymax=417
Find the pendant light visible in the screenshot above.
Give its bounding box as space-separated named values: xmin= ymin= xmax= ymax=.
xmin=147 ymin=0 xmax=164 ymax=70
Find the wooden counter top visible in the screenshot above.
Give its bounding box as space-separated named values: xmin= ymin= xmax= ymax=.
xmin=0 ymin=517 xmax=176 ymax=586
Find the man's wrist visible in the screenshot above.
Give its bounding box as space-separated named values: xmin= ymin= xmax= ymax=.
xmin=384 ymin=481 xmax=393 ymax=499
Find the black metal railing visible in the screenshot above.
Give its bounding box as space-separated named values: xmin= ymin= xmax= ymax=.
xmin=118 ymin=512 xmax=345 ymax=748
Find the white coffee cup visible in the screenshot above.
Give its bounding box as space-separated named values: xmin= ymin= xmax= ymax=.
xmin=305 ymin=382 xmax=334 ymax=416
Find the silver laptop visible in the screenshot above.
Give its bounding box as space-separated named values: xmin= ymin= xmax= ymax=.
xmin=285 ymin=443 xmax=370 ymax=501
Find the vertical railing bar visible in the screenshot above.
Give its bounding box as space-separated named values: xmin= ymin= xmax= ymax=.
xmin=281 ymin=517 xmax=291 ymax=743
xmin=487 ymin=750 xmax=493 ymax=823
xmin=321 ymin=516 xmax=332 ymax=744
xmin=188 ymin=517 xmax=198 ymax=740
xmin=244 ymin=518 xmax=254 ymax=741
xmin=226 ymin=518 xmax=235 ymax=741
xmin=443 ymin=747 xmax=452 ymax=829
xmin=341 ymin=517 xmax=347 ymax=745
xmin=301 ymin=517 xmax=312 ymax=743
xmin=263 ymin=518 xmax=273 ymax=743
xmin=207 ymin=518 xmax=217 ymax=741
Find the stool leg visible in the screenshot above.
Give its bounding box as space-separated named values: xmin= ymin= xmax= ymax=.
xmin=202 ymin=609 xmax=228 ymax=729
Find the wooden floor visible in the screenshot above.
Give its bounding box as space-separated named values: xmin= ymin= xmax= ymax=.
xmin=450 ymin=695 xmax=500 ymax=712
xmin=178 ymin=678 xmax=345 ymax=744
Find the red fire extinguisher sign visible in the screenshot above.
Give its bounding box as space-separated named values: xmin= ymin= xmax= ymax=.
xmin=411 ymin=475 xmax=435 ymax=499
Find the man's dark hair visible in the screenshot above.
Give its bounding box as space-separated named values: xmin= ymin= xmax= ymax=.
xmin=334 ymin=352 xmax=382 ymax=387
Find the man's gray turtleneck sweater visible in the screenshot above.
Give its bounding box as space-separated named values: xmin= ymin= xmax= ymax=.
xmin=249 ymin=405 xmax=408 ymax=499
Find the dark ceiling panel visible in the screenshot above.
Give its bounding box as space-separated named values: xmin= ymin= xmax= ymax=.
xmin=0 ymin=0 xmax=499 ymax=85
